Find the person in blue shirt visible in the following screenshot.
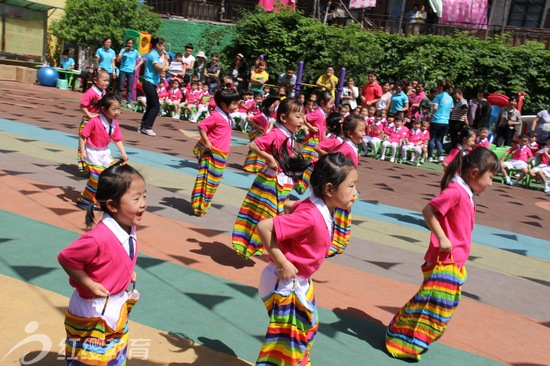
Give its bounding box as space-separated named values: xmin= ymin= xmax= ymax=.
xmin=95 ymin=38 xmax=116 ymax=92
xmin=389 ymin=80 xmax=409 ymax=114
xmin=428 ymin=81 xmax=454 ymax=162
xmin=139 ymin=37 xmax=170 ymax=137
xmin=117 ymin=38 xmax=143 ymax=109
xmin=60 ymin=49 xmax=75 ymax=70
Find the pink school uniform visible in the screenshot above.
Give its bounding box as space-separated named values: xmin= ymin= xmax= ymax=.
xmin=168 ymin=87 xmax=183 ymax=102
xmin=424 ymin=176 xmax=475 ymax=268
xmin=191 ymin=107 xmax=233 ymax=216
xmin=380 ymin=125 xmax=409 ymax=161
xmin=475 ymin=137 xmax=490 ymax=149
xmin=443 ymin=145 xmax=471 ymax=168
xmin=233 ymin=124 xmax=297 ymax=259
xmin=302 ymin=107 xmax=328 ymax=160
xmin=78 ymin=86 xmax=106 ymax=172
xmin=256 ymin=195 xmax=332 ymax=365
xmin=401 ymin=127 xmax=425 ymax=163
xmin=245 ymin=99 xmax=261 ymax=115
xmin=243 ymin=113 xmax=274 ymax=173
xmin=76 ymin=115 xmax=124 ymax=209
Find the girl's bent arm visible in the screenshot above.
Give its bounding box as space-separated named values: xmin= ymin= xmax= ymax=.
xmin=60 ymin=264 xmax=109 ymax=297
xmin=257 ymin=219 xmax=298 ymax=280
xmin=199 ymin=128 xmax=212 ymax=151
xmin=422 ymin=203 xmax=452 ymax=252
xmin=250 ymin=141 xmax=278 ymax=170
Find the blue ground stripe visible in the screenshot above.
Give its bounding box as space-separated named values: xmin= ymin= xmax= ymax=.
xmin=1 ymin=119 xmax=549 ymax=260
xmin=0 ymin=210 xmax=504 ymax=366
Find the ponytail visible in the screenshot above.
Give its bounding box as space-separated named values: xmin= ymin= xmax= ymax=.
xmin=440 ymin=147 xmax=500 ymax=191
xmin=271 ymin=138 xmax=312 ymax=178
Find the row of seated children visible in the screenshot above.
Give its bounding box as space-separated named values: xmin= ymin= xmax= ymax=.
xmin=500 ymin=133 xmax=550 ymax=192
xmin=358 ymin=111 xmax=430 ymax=165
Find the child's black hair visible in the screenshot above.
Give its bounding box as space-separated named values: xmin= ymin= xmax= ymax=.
xmin=440 ymin=147 xmax=500 ymax=191
xmin=450 ymin=126 xmax=475 ymax=147
xmin=260 ymin=96 xmax=280 ymax=115
xmin=325 ymin=112 xmax=344 ymax=136
xmin=85 ymin=161 xmax=144 ymax=228
xmin=310 ymin=153 xmax=355 ymax=199
xmin=272 ymin=140 xmax=312 ymax=179
xmin=95 ymin=93 xmax=120 ymax=112
xmin=276 ymin=97 xmax=304 ymax=123
xmin=151 ymin=37 xmax=165 ymax=48
xmin=317 ymin=90 xmax=333 ymax=107
xmin=62 ymin=48 xmax=70 ymax=56
xmin=214 ymin=87 xmax=240 ymax=107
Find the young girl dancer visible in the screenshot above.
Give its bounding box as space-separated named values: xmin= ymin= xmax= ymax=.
xmin=232 ymin=98 xmax=309 ymax=259
xmin=315 ymin=115 xmax=365 ymax=256
xmin=386 ymin=147 xmax=500 ymax=360
xmin=293 ymin=112 xmax=344 ymax=194
xmin=58 ymin=162 xmax=145 ymax=365
xmin=78 ymin=69 xmax=109 ymax=173
xmin=301 ymin=90 xmax=334 ymax=160
xmin=255 ymin=153 xmax=359 ymax=365
xmin=191 ymin=87 xmax=241 ymax=216
xmin=442 ymin=127 xmax=476 ymax=170
xmin=77 ymin=93 xmax=128 ymax=209
xmin=242 ymin=96 xmax=280 ymax=173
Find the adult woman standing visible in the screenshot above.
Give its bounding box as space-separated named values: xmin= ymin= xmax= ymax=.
xmin=341 ymin=77 xmax=359 ymax=110
xmin=531 ymin=108 xmax=550 ymax=146
xmin=95 ymin=38 xmax=117 ymax=92
xmin=193 ymin=51 xmax=207 ymax=83
xmin=428 ymin=81 xmax=453 ymax=162
xmin=229 ymin=53 xmax=249 ymax=92
xmin=204 ymin=53 xmax=221 ymax=92
xmin=472 ymin=89 xmax=491 ymax=130
xmin=494 ymin=96 xmax=522 ymax=147
xmin=250 ymin=60 xmax=269 ymax=95
xmin=139 ymin=38 xmax=170 ymax=137
xmin=117 ymin=39 xmax=143 ymax=109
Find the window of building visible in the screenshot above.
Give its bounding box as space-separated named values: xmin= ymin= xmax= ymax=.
xmin=508 ymin=0 xmax=545 ymax=28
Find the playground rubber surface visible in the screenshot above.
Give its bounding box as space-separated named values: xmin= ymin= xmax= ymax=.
xmin=0 ymin=81 xmax=549 ymax=365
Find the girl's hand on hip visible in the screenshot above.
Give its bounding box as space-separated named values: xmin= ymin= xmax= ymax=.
xmin=89 ymin=282 xmax=109 ymax=298
xmin=278 ymin=262 xmax=298 ymax=280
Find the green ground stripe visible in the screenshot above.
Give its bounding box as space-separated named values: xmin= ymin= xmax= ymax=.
xmin=0 ymin=210 xmax=503 ymax=365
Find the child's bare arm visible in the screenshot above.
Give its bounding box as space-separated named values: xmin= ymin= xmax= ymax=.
xmin=257 ymin=219 xmax=298 ymax=280
xmin=422 ymin=204 xmax=452 ymax=252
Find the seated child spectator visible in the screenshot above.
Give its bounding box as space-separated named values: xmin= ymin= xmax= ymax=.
xmin=306 ymin=93 xmax=317 ymax=114
xmin=442 ymin=127 xmax=476 ymax=170
xmin=361 ymin=110 xmax=385 ymax=157
xmin=246 ymin=92 xmax=263 ymax=116
xmin=529 ymin=136 xmax=550 ymax=193
xmin=296 ymin=93 xmax=306 ymax=105
xmin=380 ymin=117 xmax=409 ymax=163
xmin=182 ymin=81 xmax=202 ymax=120
xmin=231 ymin=89 xmax=255 ymax=131
xmin=419 ymin=120 xmax=430 ymax=163
xmin=475 ymin=127 xmax=491 ymax=149
xmin=401 ymin=119 xmax=425 ymax=165
xmin=191 ymin=86 xmax=216 ymax=123
xmin=156 ymin=80 xmax=169 ymax=115
xmin=500 ymin=134 xmax=533 ymax=186
xmin=528 ymin=132 xmax=539 ymax=154
xmin=164 ymin=79 xmax=183 ymax=119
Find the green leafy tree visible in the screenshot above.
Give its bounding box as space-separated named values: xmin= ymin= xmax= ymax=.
xmin=50 ymin=0 xmax=162 ymax=50
xmin=224 ymin=9 xmax=549 ymax=113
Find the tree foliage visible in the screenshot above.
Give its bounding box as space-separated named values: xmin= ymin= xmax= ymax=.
xmin=50 ymin=0 xmax=162 ymax=50
xmin=225 ymin=9 xmax=549 ymax=113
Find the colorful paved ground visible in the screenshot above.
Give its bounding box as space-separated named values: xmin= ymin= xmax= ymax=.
xmin=0 ymin=81 xmax=549 ymax=365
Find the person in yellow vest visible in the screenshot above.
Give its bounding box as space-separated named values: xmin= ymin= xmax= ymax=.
xmin=315 ymin=65 xmax=338 ymax=98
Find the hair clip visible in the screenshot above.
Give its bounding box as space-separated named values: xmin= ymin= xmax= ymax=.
xmin=280 ymin=96 xmax=286 ymax=101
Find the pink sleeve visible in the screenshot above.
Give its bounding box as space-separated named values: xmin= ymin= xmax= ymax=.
xmin=80 ymin=90 xmax=94 ymax=108
xmin=58 ymin=234 xmax=99 ymax=271
xmin=112 ymin=121 xmax=124 ymax=142
xmin=254 ymin=130 xmax=278 ymax=152
xmin=273 ymin=209 xmax=315 ymax=241
xmin=429 ymin=187 xmax=460 ymax=217
xmin=80 ymin=117 xmax=98 ymax=138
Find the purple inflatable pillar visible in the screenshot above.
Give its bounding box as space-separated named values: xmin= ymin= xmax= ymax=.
xmin=335 ymin=67 xmax=346 ymax=106
xmin=295 ymin=60 xmax=304 ymax=95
